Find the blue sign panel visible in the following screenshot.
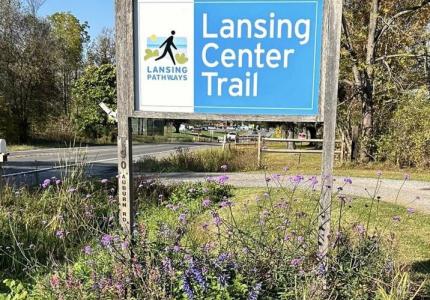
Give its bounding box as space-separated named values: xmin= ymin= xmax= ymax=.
xmin=136 ymin=0 xmax=324 ymax=117
xmin=194 ymin=0 xmax=323 ymax=116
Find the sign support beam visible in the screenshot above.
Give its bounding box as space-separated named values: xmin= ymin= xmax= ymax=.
xmin=318 ymin=0 xmax=343 ymax=259
xmin=116 ymin=0 xmax=135 ymax=234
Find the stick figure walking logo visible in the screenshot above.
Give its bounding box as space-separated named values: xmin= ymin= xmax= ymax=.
xmin=155 ymin=30 xmax=177 ymax=65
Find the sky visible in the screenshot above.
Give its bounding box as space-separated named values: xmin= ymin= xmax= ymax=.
xmin=38 ymin=0 xmax=115 ymax=40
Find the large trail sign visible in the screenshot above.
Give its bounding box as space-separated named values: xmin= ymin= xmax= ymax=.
xmin=116 ymin=0 xmax=343 ymax=257
xmin=136 ymin=0 xmax=323 ymax=117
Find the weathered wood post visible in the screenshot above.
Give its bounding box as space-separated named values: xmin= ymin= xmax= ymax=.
xmin=318 ymin=0 xmax=344 ymax=259
xmin=257 ymin=132 xmax=262 ymax=168
xmin=340 ymin=132 xmax=345 ymax=164
xmin=116 ymin=0 xmax=135 ymax=235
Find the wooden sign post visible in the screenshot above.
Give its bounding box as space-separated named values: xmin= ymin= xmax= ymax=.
xmin=116 ymin=0 xmax=135 ymax=233
xmin=318 ymin=0 xmax=344 ymax=258
xmin=115 ymin=0 xmax=343 ymax=257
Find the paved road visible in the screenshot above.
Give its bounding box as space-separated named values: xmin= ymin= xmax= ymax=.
xmin=1 ymin=143 xmax=211 ymax=185
xmin=144 ymin=172 xmax=430 ymax=213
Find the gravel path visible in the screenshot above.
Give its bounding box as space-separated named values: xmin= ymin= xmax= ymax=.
xmin=144 ymin=172 xmax=430 ymax=213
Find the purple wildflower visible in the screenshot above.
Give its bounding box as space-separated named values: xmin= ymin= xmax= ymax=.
xmin=179 ymin=213 xmax=187 ymax=224
xmin=42 ymin=179 xmax=51 ymax=189
xmin=220 ymin=164 xmax=228 ymax=171
xmin=220 ymin=200 xmax=233 ymax=208
xmin=290 ymin=258 xmax=303 ymax=268
xmin=182 ymin=276 xmax=194 ymax=299
xmin=407 ymin=207 xmax=415 ymax=215
xmin=309 ymin=176 xmax=318 ymax=189
xmin=376 ymin=170 xmax=382 ymax=177
xmin=291 ymin=175 xmax=304 ymax=185
xmin=212 ymin=212 xmax=222 ymax=226
xmin=189 ymin=263 xmax=207 ymax=290
xmin=101 ymin=234 xmax=113 ymax=247
xmin=162 ymin=257 xmax=173 ymax=274
xmin=55 ymin=179 xmax=62 ymax=186
xmin=316 ymin=263 xmax=326 ymax=276
xmin=344 ymin=177 xmax=353 ymax=184
xmin=214 ymin=216 xmax=222 ymax=226
xmin=202 ymin=198 xmax=212 ymax=208
xmin=83 ymin=245 xmax=92 ymax=255
xmin=283 ymin=166 xmax=290 ymax=172
xmin=218 ymin=252 xmax=230 ymax=262
xmin=173 ymin=245 xmax=181 ymax=253
xmin=55 ymin=230 xmax=64 ymax=239
xmin=355 ymin=224 xmax=366 ymax=235
xmin=121 ymin=241 xmax=129 ymax=250
xmin=271 ymin=174 xmax=281 ymax=181
xmin=217 ymin=175 xmax=229 ymax=184
xmin=248 ymin=283 xmax=262 ymax=300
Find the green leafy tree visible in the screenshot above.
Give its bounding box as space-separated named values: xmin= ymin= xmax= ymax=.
xmin=377 ymin=88 xmax=430 ymax=168
xmin=49 ymin=12 xmax=89 ymax=115
xmin=0 ymin=0 xmax=59 ymax=143
xmin=71 ymin=64 xmax=117 ymax=140
xmin=339 ymin=0 xmax=430 ymax=161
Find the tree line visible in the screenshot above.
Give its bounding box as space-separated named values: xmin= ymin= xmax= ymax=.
xmin=0 ymin=0 xmax=429 ymax=167
xmin=0 ymin=0 xmax=116 ymax=144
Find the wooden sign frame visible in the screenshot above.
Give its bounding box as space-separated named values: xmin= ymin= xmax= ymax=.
xmin=116 ymin=0 xmax=343 ymax=256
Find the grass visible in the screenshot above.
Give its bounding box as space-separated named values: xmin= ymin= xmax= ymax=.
xmin=261 ymin=151 xmax=430 ymax=181
xmin=229 ymin=188 xmax=430 ymax=264
xmin=139 ymin=184 xmax=430 ymax=265
xmin=137 ymin=145 xmax=430 ymax=181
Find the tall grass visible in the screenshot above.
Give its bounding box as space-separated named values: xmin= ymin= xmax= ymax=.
xmin=137 ymin=147 xmax=259 ymax=173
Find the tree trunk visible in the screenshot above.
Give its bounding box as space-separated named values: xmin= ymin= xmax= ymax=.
xmin=287 ymin=123 xmax=295 ymax=150
xmin=359 ymin=0 xmax=379 ymax=162
xmin=18 ymin=118 xmax=29 ymax=144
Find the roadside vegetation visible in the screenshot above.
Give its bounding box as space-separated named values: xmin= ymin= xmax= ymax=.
xmin=138 ymin=147 xmax=430 ymax=182
xmin=1 ymin=166 xmax=429 ymax=298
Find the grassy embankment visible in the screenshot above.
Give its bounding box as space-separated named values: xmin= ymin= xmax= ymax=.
xmin=138 ymin=146 xmax=430 ymax=181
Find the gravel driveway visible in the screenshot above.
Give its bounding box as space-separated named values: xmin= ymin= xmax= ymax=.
xmin=144 ymin=172 xmax=430 ymax=213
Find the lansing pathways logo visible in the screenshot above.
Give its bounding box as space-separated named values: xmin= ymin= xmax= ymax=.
xmin=145 ymin=30 xmax=189 ymax=81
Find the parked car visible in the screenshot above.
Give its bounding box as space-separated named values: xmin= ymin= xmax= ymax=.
xmin=226 ymin=132 xmax=238 ymax=142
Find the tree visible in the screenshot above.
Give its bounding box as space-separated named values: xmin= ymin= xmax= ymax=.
xmin=49 ymin=12 xmax=89 ymax=115
xmin=377 ymin=88 xmax=430 ymax=168
xmin=71 ymin=64 xmax=117 ymax=140
xmin=339 ymin=0 xmax=430 ymax=161
xmin=87 ymin=28 xmax=116 ymax=66
xmin=0 ymin=0 xmax=59 ymax=143
xmin=171 ymin=119 xmax=186 ymax=133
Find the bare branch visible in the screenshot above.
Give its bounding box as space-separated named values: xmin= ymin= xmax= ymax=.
xmin=25 ymin=0 xmax=46 ymax=15
xmin=375 ymin=0 xmax=430 ymax=45
xmin=375 ymin=53 xmax=428 ymax=62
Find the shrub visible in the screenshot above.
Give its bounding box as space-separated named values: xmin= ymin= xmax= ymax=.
xmin=377 ymin=89 xmax=430 ymax=168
